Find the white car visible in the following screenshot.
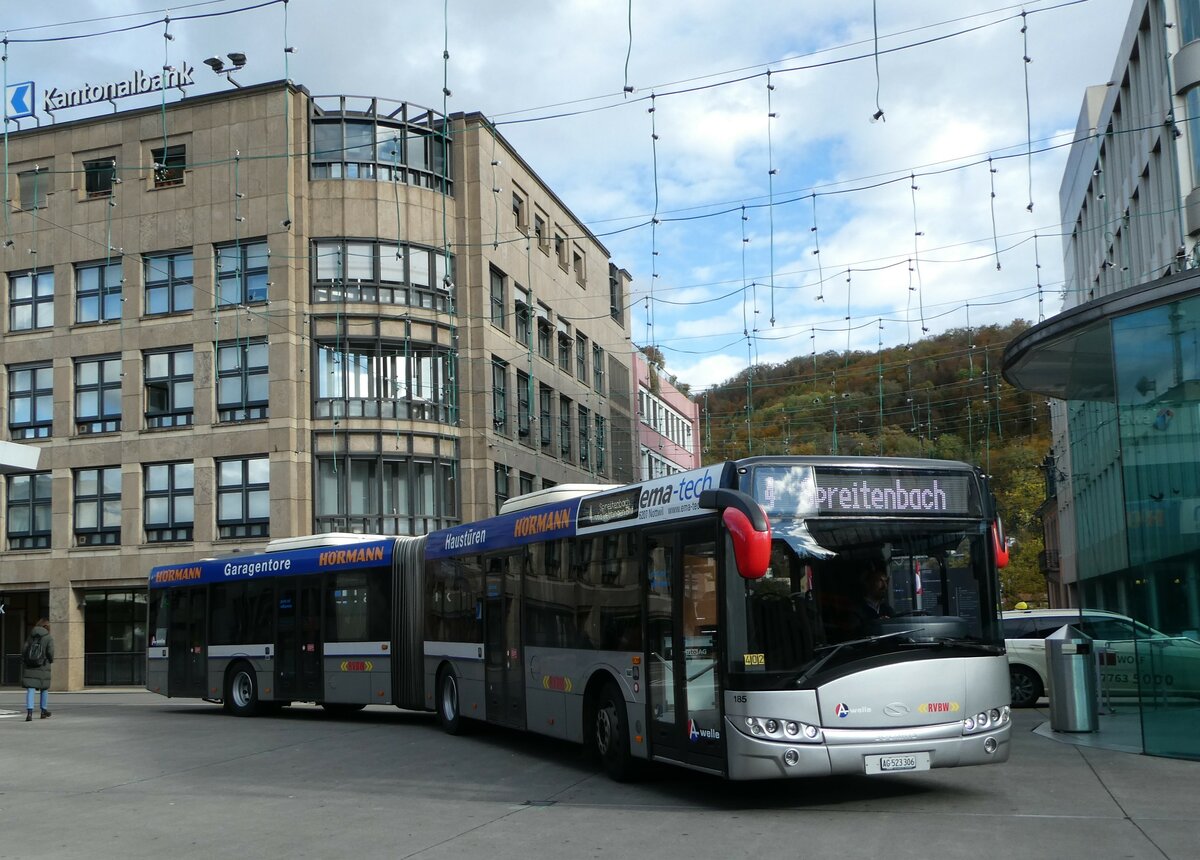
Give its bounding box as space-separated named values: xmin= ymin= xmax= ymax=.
xmin=1002 ymin=608 xmax=1200 ymax=708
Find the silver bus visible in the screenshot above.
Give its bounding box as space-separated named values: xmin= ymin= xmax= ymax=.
xmin=148 ymin=455 xmax=1012 ymax=781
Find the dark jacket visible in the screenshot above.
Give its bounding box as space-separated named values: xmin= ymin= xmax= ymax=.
xmin=19 ymin=626 xmax=54 ymax=690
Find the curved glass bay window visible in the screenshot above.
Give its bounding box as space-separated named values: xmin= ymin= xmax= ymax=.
xmin=316 ymin=339 xmax=456 ymax=423
xmin=309 ymin=96 xmax=451 ymax=192
xmin=312 ymin=239 xmax=452 ymax=312
xmin=315 ymin=451 xmax=458 ymax=535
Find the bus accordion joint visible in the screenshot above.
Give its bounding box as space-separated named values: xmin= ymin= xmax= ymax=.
xmin=699 ymin=487 xmax=772 ymax=579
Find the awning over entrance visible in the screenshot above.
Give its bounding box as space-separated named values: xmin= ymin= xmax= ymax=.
xmin=1003 ymin=269 xmax=1200 ymax=400
xmin=0 ymin=440 xmax=40 ymax=474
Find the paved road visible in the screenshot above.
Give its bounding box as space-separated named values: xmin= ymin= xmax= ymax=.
xmin=0 ymin=691 xmax=1196 ymax=860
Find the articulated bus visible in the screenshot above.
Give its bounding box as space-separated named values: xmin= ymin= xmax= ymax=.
xmin=148 ymin=455 xmax=1012 ymax=780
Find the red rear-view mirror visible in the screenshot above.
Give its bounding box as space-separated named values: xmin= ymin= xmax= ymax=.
xmin=699 ymin=488 xmax=772 ymax=579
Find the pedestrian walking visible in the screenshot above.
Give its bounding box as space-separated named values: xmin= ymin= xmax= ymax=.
xmin=20 ymin=618 xmax=54 ymax=721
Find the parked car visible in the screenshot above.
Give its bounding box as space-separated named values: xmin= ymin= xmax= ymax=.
xmin=1002 ymin=608 xmax=1200 ymax=708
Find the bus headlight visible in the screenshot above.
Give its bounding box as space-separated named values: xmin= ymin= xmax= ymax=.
xmin=963 ymin=704 xmax=1009 ymax=735
xmin=744 ymin=716 xmax=823 ymax=743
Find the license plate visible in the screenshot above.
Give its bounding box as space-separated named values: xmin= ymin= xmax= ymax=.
xmin=865 ymin=751 xmax=930 ymax=774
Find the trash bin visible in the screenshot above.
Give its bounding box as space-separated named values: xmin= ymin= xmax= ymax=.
xmin=1045 ymin=624 xmax=1098 ymax=732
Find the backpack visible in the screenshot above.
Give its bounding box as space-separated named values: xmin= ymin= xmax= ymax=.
xmin=22 ymin=635 xmax=46 ymax=669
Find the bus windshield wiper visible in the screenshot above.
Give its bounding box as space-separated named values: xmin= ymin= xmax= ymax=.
xmin=796 ymin=629 xmax=918 ymax=686
xmin=898 ymin=636 xmax=1002 ymax=653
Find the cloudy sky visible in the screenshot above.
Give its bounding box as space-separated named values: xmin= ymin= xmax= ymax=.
xmin=3 ymin=0 xmax=1133 ymax=390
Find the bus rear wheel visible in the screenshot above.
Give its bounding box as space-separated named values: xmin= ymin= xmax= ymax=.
xmin=224 ymin=663 xmax=260 ymax=717
xmin=593 ymin=682 xmax=635 ymax=781
xmin=437 ymin=667 xmax=465 ymax=734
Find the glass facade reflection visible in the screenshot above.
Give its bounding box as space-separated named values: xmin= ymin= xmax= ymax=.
xmin=1057 ymin=293 xmax=1200 ymax=759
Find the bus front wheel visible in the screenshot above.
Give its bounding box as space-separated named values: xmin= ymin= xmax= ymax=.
xmin=437 ymin=667 xmax=465 ymax=734
xmin=224 ymin=663 xmax=260 ymax=717
xmin=593 ymin=682 xmax=635 ymax=781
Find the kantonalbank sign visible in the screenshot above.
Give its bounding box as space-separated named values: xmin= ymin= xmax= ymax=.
xmin=43 ymin=65 xmax=196 ymax=113
xmin=149 ymin=539 xmax=394 ymax=588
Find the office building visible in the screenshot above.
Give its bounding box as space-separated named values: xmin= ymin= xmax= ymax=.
xmin=0 ymin=79 xmax=635 ymax=690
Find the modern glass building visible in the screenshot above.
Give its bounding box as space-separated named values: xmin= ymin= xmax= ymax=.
xmin=1003 ymin=0 xmax=1200 ymax=760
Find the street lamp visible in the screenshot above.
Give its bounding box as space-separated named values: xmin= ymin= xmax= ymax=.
xmin=204 ymin=52 xmax=247 ymax=88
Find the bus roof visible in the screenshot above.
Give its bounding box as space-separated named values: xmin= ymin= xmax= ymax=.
xmin=499 ymin=484 xmax=618 ymax=514
xmin=264 ymin=532 xmax=392 ymax=553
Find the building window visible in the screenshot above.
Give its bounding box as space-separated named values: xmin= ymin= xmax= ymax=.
xmin=515 ymin=286 xmax=531 ymax=347
xmin=315 ymin=454 xmax=458 ymax=536
xmin=313 ymin=239 xmax=452 ymax=311
xmin=492 ymin=358 xmax=508 ymax=433
xmin=84 ymin=157 xmax=117 ymax=199
xmin=309 ymin=113 xmax=452 ymax=192
xmin=216 ymin=240 xmax=269 ymax=306
xmin=593 ymin=344 xmax=605 ymax=393
xmin=519 ymin=471 xmax=535 ymax=496
xmin=554 ymin=231 xmax=568 ymax=269
xmin=7 ymin=472 xmax=51 ymax=550
xmin=316 ymin=341 xmax=455 ymax=424
xmin=557 ymin=320 xmax=572 ymax=372
xmin=18 ymin=168 xmax=47 ymax=210
xmin=82 ymin=590 xmax=147 ymax=686
xmin=217 ymin=456 xmax=270 ymax=539
xmin=576 ymin=333 xmax=588 ymax=381
xmin=74 ymin=466 xmax=121 ymax=546
xmin=595 ymin=415 xmax=607 ymax=472
xmin=512 ymin=190 xmax=527 ymax=231
xmin=151 ymin=144 xmax=186 ymax=188
xmin=559 ymin=395 xmax=572 ymax=460
xmin=537 ymin=306 xmax=552 ymax=360
xmin=573 ymin=248 xmax=586 ymax=285
xmin=534 ymin=214 xmax=548 ymax=252
xmin=490 ymin=267 xmax=506 ymax=329
xmin=75 ymin=260 xmax=123 ymax=324
xmin=8 ymin=364 xmax=53 ymax=439
xmin=494 ymin=463 xmax=510 ymax=514
xmin=144 ymin=461 xmax=194 ymax=543
xmin=75 ymin=355 xmax=122 ymax=434
xmin=144 ymin=348 xmax=194 ymax=428
xmin=609 ymin=264 xmax=623 ymax=322
xmin=217 ymin=339 xmax=269 ymax=422
xmin=539 ymin=384 xmax=553 ymax=450
xmin=144 ymin=251 xmax=193 ymax=315
xmin=579 ymin=405 xmax=591 ymax=467
xmin=516 ymin=370 xmax=531 ymax=440
xmin=9 ymin=269 xmax=54 ymax=331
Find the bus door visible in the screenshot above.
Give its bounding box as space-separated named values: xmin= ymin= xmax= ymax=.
xmin=276 ymin=580 xmax=322 ymax=702
xmin=166 ymin=588 xmax=207 ymax=697
xmin=484 ymin=552 xmax=525 ymax=728
xmin=645 ymin=525 xmax=725 ymax=772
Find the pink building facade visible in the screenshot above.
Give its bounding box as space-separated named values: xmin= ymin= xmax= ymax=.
xmin=633 ymin=354 xmax=701 ymax=478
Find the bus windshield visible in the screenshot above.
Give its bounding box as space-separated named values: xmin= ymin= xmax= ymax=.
xmin=727 ymin=520 xmax=1002 ymax=689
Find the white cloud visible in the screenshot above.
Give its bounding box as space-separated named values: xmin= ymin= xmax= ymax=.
xmin=5 ymin=0 xmax=1134 ymax=393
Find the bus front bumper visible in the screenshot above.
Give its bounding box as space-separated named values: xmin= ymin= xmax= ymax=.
xmin=723 ymin=717 xmax=1012 ymax=780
